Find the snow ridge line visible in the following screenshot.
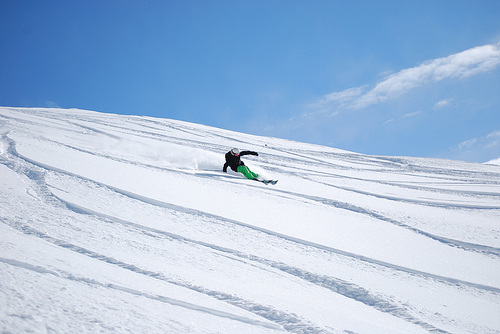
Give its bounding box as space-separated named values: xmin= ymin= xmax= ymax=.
xmin=320 ymin=180 xmax=500 ymax=210
xmin=272 ymin=147 xmax=500 ymax=184
xmin=211 ymin=172 xmax=500 ymax=257
xmin=252 ymin=185 xmax=500 ymax=257
xmin=88 ymin=185 xmax=500 ymax=294
xmin=259 ymin=149 xmax=500 ymax=211
xmin=55 ymin=197 xmax=449 ymax=333
xmin=3 ymin=138 xmax=499 ymax=293
xmin=68 ymin=117 xmax=241 ymax=154
xmin=1 ymin=219 xmax=324 ymax=334
xmin=265 ymin=162 xmax=500 ymax=199
xmin=76 ymin=195 xmax=456 ymax=334
xmin=0 ymin=256 xmax=284 ymax=331
xmin=266 ymin=161 xmax=499 ymax=209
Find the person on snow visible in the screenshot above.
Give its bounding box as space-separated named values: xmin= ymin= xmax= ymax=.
xmin=223 ymin=148 xmax=260 ymax=180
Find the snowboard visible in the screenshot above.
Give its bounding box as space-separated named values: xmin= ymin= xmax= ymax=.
xmin=256 ymin=179 xmax=278 ymax=185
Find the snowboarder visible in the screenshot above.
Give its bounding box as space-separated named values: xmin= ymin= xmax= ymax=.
xmin=223 ymin=148 xmax=260 ymax=180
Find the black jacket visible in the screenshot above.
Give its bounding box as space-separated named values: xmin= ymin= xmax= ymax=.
xmin=223 ymin=150 xmax=258 ymax=172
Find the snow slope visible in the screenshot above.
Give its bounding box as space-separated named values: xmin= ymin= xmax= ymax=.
xmin=1 ymin=107 xmax=499 ymax=334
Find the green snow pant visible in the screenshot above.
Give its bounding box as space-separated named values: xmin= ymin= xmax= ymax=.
xmin=237 ymin=165 xmax=259 ymax=180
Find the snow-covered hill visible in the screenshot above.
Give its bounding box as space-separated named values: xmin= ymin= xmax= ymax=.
xmin=1 ymin=107 xmax=499 ymax=334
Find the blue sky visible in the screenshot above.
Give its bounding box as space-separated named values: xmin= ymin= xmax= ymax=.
xmin=1 ymin=0 xmax=500 ymax=163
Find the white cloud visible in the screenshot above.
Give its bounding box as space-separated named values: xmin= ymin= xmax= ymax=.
xmin=457 ymin=137 xmax=478 ymax=151
xmin=487 ymin=130 xmax=500 ymax=138
xmin=382 ymin=110 xmax=421 ymax=126
xmin=486 ymin=130 xmax=500 ymax=148
xmin=452 ymin=130 xmax=500 ymax=162
xmin=44 ymin=100 xmax=61 ymax=108
xmin=313 ymin=86 xmax=366 ymax=108
xmin=402 ymin=110 xmax=422 ymax=118
xmin=433 ymin=99 xmax=452 ymax=110
xmin=314 ymin=42 xmax=500 ymax=112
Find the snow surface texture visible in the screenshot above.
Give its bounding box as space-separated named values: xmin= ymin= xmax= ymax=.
xmin=1 ymin=107 xmax=499 ymax=334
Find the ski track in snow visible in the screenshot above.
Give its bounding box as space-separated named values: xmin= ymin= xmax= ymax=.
xmin=1 ymin=107 xmax=500 ymax=334
xmin=0 ymin=256 xmax=283 ymax=331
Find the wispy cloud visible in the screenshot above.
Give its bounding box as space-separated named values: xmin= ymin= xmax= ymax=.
xmin=382 ymin=110 xmax=421 ymax=126
xmin=433 ymin=99 xmax=452 ymax=110
xmin=452 ymin=130 xmax=500 ymax=162
xmin=313 ymin=86 xmax=366 ymax=108
xmin=402 ymin=110 xmax=422 ymax=118
xmin=313 ymin=42 xmax=500 ymax=113
xmin=44 ymin=100 xmax=61 ymax=108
